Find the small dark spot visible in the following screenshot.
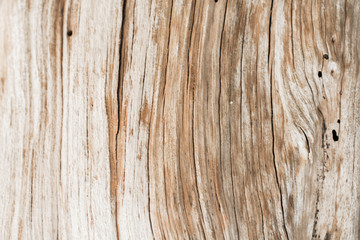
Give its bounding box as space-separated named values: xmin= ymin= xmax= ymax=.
xmin=337 ymin=119 xmax=340 ymax=123
xmin=215 ymin=0 xmax=218 ymax=2
xmin=332 ymin=130 xmax=339 ymax=141
xmin=321 ymin=118 xmax=326 ymax=148
xmin=288 ymin=195 xmax=294 ymax=208
xmin=67 ymin=30 xmax=73 ymax=36
xmin=325 ymin=232 xmax=331 ymax=240
xmin=331 ymin=70 xmax=334 ymax=76
xmin=323 ymin=54 xmax=329 ymax=59
xmin=318 ymin=71 xmax=322 ymax=78
xmin=331 ymin=36 xmax=336 ymax=43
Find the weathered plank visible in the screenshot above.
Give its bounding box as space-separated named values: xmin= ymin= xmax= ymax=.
xmin=0 ymin=0 xmax=359 ymax=239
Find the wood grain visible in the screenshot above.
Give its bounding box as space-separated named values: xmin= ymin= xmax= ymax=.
xmin=0 ymin=0 xmax=359 ymax=239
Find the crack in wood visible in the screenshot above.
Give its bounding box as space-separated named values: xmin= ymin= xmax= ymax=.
xmin=269 ymin=0 xmax=290 ymax=239
xmin=114 ymin=1 xmax=128 ymax=239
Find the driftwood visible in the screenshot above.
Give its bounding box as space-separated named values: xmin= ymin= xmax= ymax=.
xmin=0 ymin=0 xmax=359 ymax=239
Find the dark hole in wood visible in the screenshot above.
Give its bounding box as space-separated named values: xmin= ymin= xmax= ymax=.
xmin=325 ymin=232 xmax=331 ymax=240
xmin=337 ymin=119 xmax=340 ymax=123
xmin=323 ymin=54 xmax=329 ymax=59
xmin=215 ymin=0 xmax=218 ymax=2
xmin=67 ymin=30 xmax=73 ymax=36
xmin=318 ymin=71 xmax=322 ymax=78
xmin=332 ymin=130 xmax=339 ymax=141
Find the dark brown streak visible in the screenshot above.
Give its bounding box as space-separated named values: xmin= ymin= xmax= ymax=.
xmin=255 ymin=47 xmax=265 ymax=240
xmin=187 ymin=0 xmax=206 ymax=237
xmin=217 ymin=0 xmax=230 ymax=237
xmin=144 ymin=1 xmax=154 ymax=239
xmin=161 ymin=0 xmax=173 ymax=235
xmin=173 ymin=5 xmax=192 ymax=236
xmin=299 ymin=126 xmax=310 ymax=153
xmin=267 ymin=0 xmax=273 ymax=65
xmin=147 ymin=82 xmax=155 ymax=239
xmin=57 ymin=1 xmax=66 ymax=238
xmin=270 ymin=58 xmax=290 ymax=240
xmin=238 ymin=2 xmax=246 ymax=235
xmin=130 ymin=1 xmax=136 ymax=67
xmin=221 ymin=0 xmax=240 ymax=238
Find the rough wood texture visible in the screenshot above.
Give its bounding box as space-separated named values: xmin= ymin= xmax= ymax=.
xmin=0 ymin=0 xmax=359 ymax=239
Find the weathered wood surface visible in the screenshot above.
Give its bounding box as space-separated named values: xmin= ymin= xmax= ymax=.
xmin=0 ymin=0 xmax=359 ymax=239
